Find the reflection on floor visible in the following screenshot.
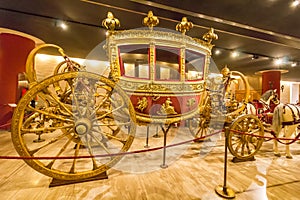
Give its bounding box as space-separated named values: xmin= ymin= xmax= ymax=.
xmin=1 ymin=125 xmax=300 ymax=200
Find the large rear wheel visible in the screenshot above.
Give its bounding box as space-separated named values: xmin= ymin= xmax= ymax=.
xmin=11 ymin=71 xmax=136 ymax=180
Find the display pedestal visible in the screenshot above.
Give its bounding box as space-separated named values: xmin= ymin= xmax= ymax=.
xmin=49 ymin=171 xmax=108 ymax=187
xmin=232 ymin=156 xmax=255 ymax=163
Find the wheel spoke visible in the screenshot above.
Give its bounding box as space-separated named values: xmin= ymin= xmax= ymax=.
xmin=84 ymin=135 xmax=100 ymax=170
xmin=28 ymin=127 xmax=73 ymax=155
xmin=234 ymin=141 xmax=242 ymax=153
xmin=48 ymin=92 xmax=74 ymax=116
xmin=45 ymin=136 xmax=74 ymax=169
xmin=241 ymin=142 xmax=245 ymax=156
xmin=21 ymin=124 xmax=74 ymax=134
xmin=69 ymin=141 xmax=81 ymax=173
xmin=94 ymin=106 xmax=121 ymax=121
xmin=26 ymin=106 xmax=73 ymax=123
xmin=92 ymin=91 xmax=113 ymax=115
xmin=93 ymin=127 xmax=127 ymax=144
xmin=89 ymin=132 xmax=112 ymax=155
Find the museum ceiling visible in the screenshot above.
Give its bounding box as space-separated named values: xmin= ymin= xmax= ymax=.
xmin=1 ymin=0 xmax=300 ymax=81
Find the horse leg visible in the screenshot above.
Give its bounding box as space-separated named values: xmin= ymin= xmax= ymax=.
xmin=273 ymin=130 xmax=281 ymax=157
xmin=284 ymin=125 xmax=297 ymax=159
xmin=273 ymin=138 xmax=281 ymax=157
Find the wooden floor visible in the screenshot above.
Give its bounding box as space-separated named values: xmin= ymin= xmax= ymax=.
xmin=1 ymin=126 xmax=300 ymax=200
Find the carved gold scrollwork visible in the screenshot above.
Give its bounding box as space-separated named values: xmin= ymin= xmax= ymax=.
xmin=152 ymin=96 xmax=160 ymax=101
xmin=110 ymin=60 xmax=120 ymax=81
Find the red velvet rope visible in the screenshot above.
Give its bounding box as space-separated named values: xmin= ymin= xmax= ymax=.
xmin=0 ymin=129 xmax=223 ymax=160
xmin=229 ymin=128 xmax=300 ymax=145
xmin=1 ymin=126 xmax=300 ymax=160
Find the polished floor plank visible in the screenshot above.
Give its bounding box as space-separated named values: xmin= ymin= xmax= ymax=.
xmin=1 ymin=127 xmax=300 ymax=200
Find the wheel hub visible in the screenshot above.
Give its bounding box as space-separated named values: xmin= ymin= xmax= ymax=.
xmin=75 ymin=118 xmax=92 ymax=135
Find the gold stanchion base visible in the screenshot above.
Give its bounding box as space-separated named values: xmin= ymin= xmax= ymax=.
xmin=215 ymin=185 xmax=235 ymax=199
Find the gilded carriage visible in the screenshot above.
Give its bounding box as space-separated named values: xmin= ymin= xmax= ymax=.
xmin=11 ymin=11 xmax=257 ymax=181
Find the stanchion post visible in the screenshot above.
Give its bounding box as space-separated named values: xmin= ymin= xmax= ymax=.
xmin=153 ymin=125 xmax=160 ymax=138
xmin=144 ymin=125 xmax=150 ymax=148
xmin=215 ymin=127 xmax=235 ymax=199
xmin=160 ymin=124 xmax=171 ymax=169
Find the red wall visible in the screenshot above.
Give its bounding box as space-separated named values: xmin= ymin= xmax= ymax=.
xmin=261 ymin=70 xmax=281 ymax=98
xmin=0 ymin=33 xmax=35 ymax=128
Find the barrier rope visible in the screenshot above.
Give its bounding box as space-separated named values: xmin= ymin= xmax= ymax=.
xmin=0 ymin=121 xmax=11 ymax=129
xmin=229 ymin=128 xmax=300 ymax=145
xmin=0 ymin=129 xmax=223 ymax=160
xmin=1 ymin=122 xmax=300 ymax=160
xmin=0 ymin=104 xmax=14 ymax=129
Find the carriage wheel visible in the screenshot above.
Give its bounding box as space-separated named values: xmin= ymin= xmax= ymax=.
xmin=227 ymin=114 xmax=264 ymax=160
xmin=11 ymin=71 xmax=136 ymax=180
xmin=188 ymin=116 xmax=211 ymax=140
xmin=188 ymin=93 xmax=212 ymax=139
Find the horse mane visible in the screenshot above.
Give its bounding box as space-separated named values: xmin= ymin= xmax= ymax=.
xmin=272 ymin=103 xmax=284 ymax=134
xmin=260 ymin=90 xmax=273 ymax=103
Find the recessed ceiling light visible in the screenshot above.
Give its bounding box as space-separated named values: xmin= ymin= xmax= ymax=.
xmin=291 ymin=0 xmax=299 ymax=7
xmin=214 ymin=49 xmax=221 ymax=55
xmin=291 ymin=62 xmax=297 ymax=67
xmin=231 ymin=51 xmax=239 ymax=58
xmin=274 ymin=58 xmax=283 ymax=65
xmin=55 ymin=20 xmax=68 ymax=30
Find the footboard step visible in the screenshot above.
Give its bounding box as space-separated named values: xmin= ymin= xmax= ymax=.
xmin=49 ymin=171 xmax=108 ymax=187
xmin=231 ymin=156 xmax=255 ymax=163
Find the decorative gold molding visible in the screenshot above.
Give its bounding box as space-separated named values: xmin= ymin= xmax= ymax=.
xmin=118 ymin=78 xmax=205 ymax=94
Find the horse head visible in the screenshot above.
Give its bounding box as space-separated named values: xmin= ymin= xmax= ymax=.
xmin=260 ymin=89 xmax=280 ymax=110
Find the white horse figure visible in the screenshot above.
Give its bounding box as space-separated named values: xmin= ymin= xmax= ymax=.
xmin=272 ymin=103 xmax=300 ymax=158
xmin=244 ymin=103 xmax=256 ymax=115
xmin=259 ymin=89 xmax=279 ymax=112
xmin=244 ymin=89 xmax=279 ymax=116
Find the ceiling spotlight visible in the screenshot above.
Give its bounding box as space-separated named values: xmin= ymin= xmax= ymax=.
xmin=214 ymin=49 xmax=221 ymax=55
xmin=274 ymin=58 xmax=283 ymax=65
xmin=251 ymin=55 xmax=259 ymax=60
xmin=55 ymin=20 xmax=68 ymax=30
xmin=291 ymin=0 xmax=299 ymax=7
xmin=231 ymin=51 xmax=239 ymax=58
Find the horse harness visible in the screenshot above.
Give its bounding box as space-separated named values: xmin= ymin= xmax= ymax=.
xmin=282 ymin=104 xmax=300 ymax=126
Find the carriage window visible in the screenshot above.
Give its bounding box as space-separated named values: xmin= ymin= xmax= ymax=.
xmin=155 ymin=46 xmax=180 ymax=81
xmin=185 ymin=50 xmax=205 ymax=81
xmin=118 ymin=45 xmax=149 ymax=79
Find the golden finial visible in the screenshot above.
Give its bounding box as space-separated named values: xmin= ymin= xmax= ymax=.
xmin=142 ymin=11 xmax=159 ymax=29
xmin=102 ymin=12 xmax=120 ymax=31
xmin=202 ymin=28 xmax=218 ymax=44
xmin=221 ymin=65 xmax=230 ymax=78
xmin=176 ymin=17 xmax=193 ymax=35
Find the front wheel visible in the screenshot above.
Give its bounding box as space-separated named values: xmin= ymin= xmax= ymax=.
xmin=227 ymin=114 xmax=264 ymax=160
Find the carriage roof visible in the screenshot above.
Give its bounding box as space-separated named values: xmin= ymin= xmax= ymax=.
xmin=102 ymin=11 xmax=218 ymax=88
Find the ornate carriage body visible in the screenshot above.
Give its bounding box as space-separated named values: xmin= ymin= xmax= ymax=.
xmin=105 ymin=27 xmax=214 ymax=125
